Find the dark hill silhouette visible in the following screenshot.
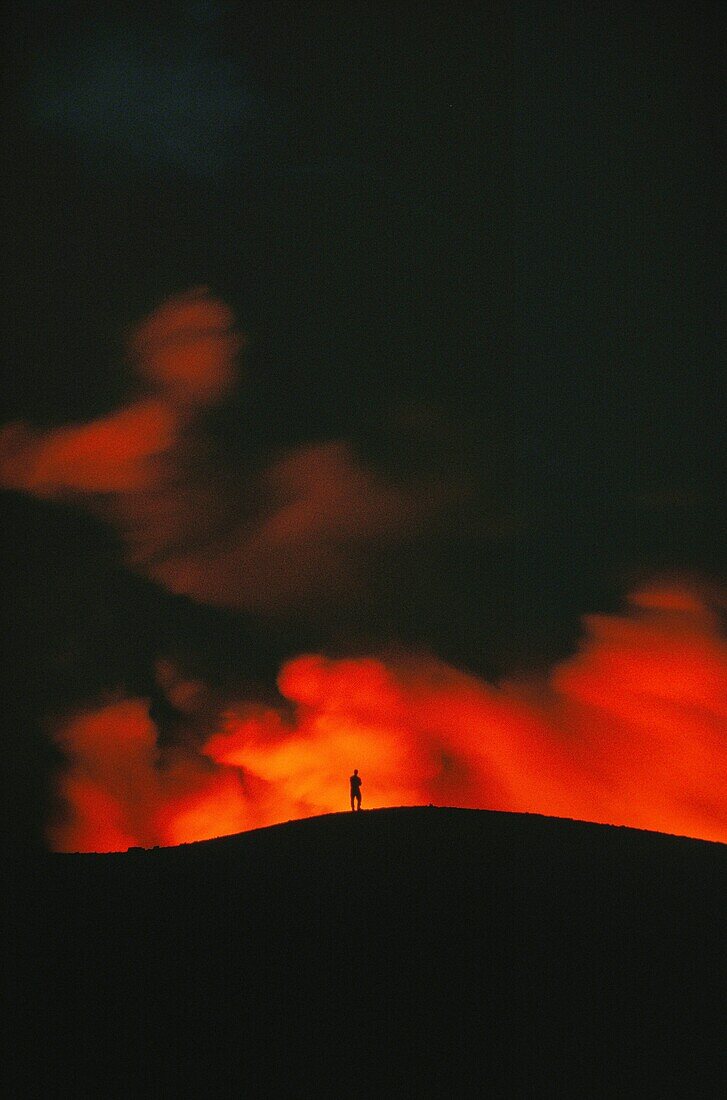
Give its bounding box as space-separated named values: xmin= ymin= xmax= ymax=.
xmin=5 ymin=807 xmax=725 ymax=1096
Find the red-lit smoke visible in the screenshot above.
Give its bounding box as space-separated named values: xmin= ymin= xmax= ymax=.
xmin=0 ymin=289 xmax=438 ymax=613
xmin=48 ymin=584 xmax=727 ymax=850
xmin=2 ymin=292 xmax=724 ymax=849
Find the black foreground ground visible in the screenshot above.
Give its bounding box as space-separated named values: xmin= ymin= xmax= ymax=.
xmin=5 ymin=807 xmax=726 ymax=1096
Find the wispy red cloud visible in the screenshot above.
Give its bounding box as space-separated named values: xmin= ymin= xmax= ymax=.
xmin=147 ymin=439 xmax=436 ymax=612
xmin=0 ymin=289 xmax=439 ymax=613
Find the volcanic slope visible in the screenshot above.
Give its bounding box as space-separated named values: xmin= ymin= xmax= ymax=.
xmin=6 ymin=807 xmax=726 ymax=1095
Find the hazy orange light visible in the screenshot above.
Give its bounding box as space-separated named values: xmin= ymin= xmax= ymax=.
xmin=48 ymin=586 xmax=727 ymax=852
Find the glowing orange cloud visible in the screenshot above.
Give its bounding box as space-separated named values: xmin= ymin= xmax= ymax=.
xmin=48 ymin=585 xmax=727 ymax=852
xmin=3 ymin=293 xmax=724 ymax=850
xmin=0 ymin=290 xmax=439 ymax=613
xmin=0 ymin=287 xmax=233 ymax=498
xmin=50 ymin=698 xmax=253 ymax=852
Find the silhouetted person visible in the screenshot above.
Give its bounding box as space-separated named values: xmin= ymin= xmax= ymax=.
xmin=350 ymin=769 xmax=362 ymax=811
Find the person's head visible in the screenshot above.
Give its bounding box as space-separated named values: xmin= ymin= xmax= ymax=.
xmin=354 ymin=769 xmax=358 ymax=775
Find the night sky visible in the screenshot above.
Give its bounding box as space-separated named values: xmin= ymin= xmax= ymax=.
xmin=1 ymin=1 xmax=724 ymax=850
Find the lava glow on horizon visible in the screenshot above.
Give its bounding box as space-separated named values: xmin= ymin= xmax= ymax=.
xmin=1 ymin=291 xmax=724 ymax=850
xmin=48 ymin=584 xmax=727 ymax=851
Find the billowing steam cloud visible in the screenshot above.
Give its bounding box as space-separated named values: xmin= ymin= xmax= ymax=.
xmin=48 ymin=584 xmax=726 ymax=851
xmin=0 ymin=289 xmax=435 ymax=612
xmin=3 ymin=292 xmax=725 ymax=850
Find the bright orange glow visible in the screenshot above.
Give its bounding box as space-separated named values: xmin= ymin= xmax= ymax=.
xmin=1 ymin=292 xmax=723 ymax=851
xmin=48 ymin=586 xmax=727 ymax=851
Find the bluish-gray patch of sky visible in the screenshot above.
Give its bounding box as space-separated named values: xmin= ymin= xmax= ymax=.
xmin=30 ymin=27 xmax=285 ymax=178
